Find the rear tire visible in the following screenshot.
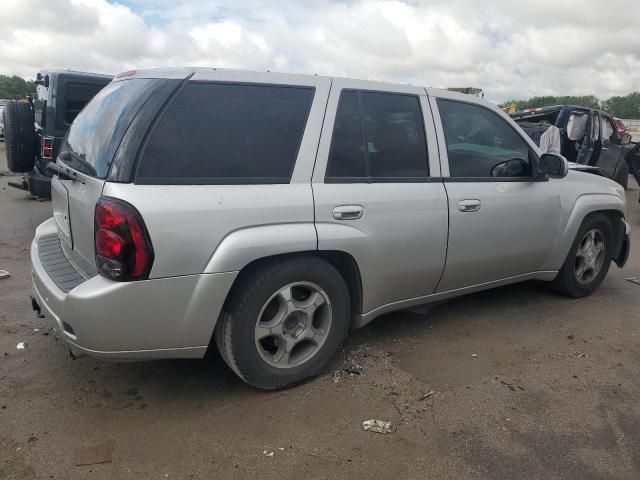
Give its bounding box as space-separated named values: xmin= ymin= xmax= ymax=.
xmin=552 ymin=214 xmax=613 ymax=298
xmin=215 ymin=257 xmax=351 ymax=390
xmin=4 ymin=100 xmax=36 ymax=173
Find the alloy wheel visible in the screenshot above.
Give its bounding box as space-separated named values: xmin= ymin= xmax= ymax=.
xmin=254 ymin=282 xmax=332 ymax=369
xmin=574 ymin=228 xmax=606 ymax=284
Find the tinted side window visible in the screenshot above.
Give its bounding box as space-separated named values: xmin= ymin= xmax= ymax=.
xmin=326 ymin=91 xmax=366 ymax=178
xmin=136 ymin=83 xmax=314 ymax=184
xmin=326 ymin=90 xmax=428 ymax=181
xmin=438 ymin=99 xmax=531 ymax=178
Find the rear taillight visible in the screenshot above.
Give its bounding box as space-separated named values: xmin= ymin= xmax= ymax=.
xmin=42 ymin=136 xmax=54 ymax=159
xmin=94 ymin=197 xmax=154 ymax=281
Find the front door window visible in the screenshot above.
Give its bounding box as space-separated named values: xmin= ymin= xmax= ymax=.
xmin=437 ymin=99 xmax=532 ymax=179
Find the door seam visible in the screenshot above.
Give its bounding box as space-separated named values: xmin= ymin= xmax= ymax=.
xmin=424 ymin=92 xmax=450 ymax=293
xmin=310 ymin=78 xmax=333 ymax=250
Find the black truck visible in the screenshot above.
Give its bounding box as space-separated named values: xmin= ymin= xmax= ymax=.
xmin=511 ymin=105 xmax=637 ymax=188
xmin=4 ymin=70 xmax=112 ymax=198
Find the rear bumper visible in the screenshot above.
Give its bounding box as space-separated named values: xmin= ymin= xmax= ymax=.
xmin=27 ymin=163 xmax=53 ymax=198
xmin=7 ymin=164 xmax=53 ymax=198
xmin=31 ymin=217 xmax=238 ymax=360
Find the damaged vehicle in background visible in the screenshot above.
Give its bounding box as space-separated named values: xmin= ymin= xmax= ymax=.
xmin=626 ymin=142 xmax=640 ymax=204
xmin=3 ymin=70 xmax=112 ymax=198
xmin=511 ymin=105 xmax=637 ymax=188
xmin=0 ymin=102 xmax=5 ymax=138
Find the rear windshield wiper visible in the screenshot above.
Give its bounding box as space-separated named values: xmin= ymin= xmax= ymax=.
xmin=46 ymin=159 xmax=86 ymax=184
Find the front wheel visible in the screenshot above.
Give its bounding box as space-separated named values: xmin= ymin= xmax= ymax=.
xmin=552 ymin=214 xmax=613 ymax=298
xmin=215 ymin=257 xmax=351 ymax=390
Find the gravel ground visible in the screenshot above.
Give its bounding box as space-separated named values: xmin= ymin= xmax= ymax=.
xmin=1 ymin=141 xmax=640 ymax=479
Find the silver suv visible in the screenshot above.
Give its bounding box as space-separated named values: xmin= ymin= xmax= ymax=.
xmin=31 ymin=68 xmax=630 ymax=389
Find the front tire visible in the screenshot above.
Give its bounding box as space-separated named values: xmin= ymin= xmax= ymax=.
xmin=215 ymin=257 xmax=350 ymax=390
xmin=552 ymin=214 xmax=613 ymax=298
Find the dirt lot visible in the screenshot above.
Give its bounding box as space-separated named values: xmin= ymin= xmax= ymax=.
xmin=1 ymin=142 xmax=640 ymax=480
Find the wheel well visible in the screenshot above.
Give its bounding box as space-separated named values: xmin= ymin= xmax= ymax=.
xmin=585 ymin=209 xmax=624 ymax=256
xmin=225 ymin=250 xmax=363 ymax=319
xmin=597 ymin=209 xmax=622 ymax=222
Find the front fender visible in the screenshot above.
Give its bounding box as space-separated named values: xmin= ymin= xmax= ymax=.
xmin=542 ymin=192 xmax=626 ymax=271
xmin=203 ymin=223 xmax=318 ymax=273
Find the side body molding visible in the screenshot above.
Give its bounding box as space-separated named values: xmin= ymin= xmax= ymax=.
xmin=204 ymin=223 xmax=318 ymax=273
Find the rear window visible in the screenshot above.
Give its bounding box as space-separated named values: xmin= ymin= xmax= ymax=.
xmin=61 ymin=79 xmax=161 ymax=178
xmin=34 ymin=84 xmax=48 ymax=128
xmin=135 ymin=82 xmax=314 ymax=184
xmin=62 ymin=83 xmax=107 ymax=126
xmin=326 ymin=90 xmax=429 ymax=181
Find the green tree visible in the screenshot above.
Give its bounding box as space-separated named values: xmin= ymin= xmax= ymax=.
xmin=499 ymin=92 xmax=640 ymax=118
xmin=500 ymin=95 xmax=601 ymax=111
xmin=0 ymin=75 xmax=37 ymax=100
xmin=601 ymin=92 xmax=640 ymax=118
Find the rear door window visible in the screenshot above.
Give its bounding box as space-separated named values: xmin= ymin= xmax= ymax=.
xmin=135 ymin=82 xmax=314 ymax=184
xmin=326 ymin=90 xmax=429 ymax=181
xmin=61 ymin=79 xmax=162 ymax=178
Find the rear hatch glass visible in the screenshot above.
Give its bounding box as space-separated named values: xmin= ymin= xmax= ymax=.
xmin=61 ymin=78 xmax=162 ymax=178
xmin=54 ymin=78 xmax=165 ymax=276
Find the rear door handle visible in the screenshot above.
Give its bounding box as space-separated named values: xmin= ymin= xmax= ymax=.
xmin=333 ymin=205 xmax=364 ymax=220
xmin=458 ymin=199 xmax=481 ymax=212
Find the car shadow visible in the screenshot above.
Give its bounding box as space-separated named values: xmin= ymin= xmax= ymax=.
xmin=49 ymin=280 xmax=570 ymax=404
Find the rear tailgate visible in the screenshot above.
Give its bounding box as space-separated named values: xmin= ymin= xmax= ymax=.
xmin=53 ymin=76 xmax=182 ymax=276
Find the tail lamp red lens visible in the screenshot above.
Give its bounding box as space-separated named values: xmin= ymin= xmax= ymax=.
xmin=42 ymin=137 xmax=54 ymax=159
xmin=94 ymin=197 xmax=154 ymax=281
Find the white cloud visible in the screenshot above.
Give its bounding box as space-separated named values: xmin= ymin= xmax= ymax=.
xmin=0 ymin=0 xmax=638 ymax=102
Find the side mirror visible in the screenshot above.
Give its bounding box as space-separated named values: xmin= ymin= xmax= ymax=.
xmin=621 ymin=133 xmax=632 ymax=145
xmin=491 ymin=158 xmax=529 ymax=178
xmin=538 ymin=153 xmax=569 ymax=179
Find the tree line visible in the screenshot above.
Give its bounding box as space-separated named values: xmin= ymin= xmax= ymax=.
xmin=0 ymin=75 xmax=37 ymax=100
xmin=500 ymin=92 xmax=640 ymax=119
xmin=2 ymin=71 xmax=639 ymax=119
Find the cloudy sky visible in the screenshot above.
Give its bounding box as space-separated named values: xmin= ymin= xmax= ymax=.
xmin=1 ymin=0 xmax=639 ymax=102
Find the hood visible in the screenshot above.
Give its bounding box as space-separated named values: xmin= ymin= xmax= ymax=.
xmin=563 ymin=168 xmax=626 ymax=208
xmin=567 ymin=162 xmax=610 ymax=179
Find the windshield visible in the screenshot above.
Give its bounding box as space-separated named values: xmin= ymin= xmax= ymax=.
xmin=60 ymin=78 xmax=160 ymax=178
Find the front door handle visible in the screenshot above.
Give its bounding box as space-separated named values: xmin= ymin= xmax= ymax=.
xmin=458 ymin=199 xmax=481 ymax=212
xmin=333 ymin=205 xmax=364 ymax=220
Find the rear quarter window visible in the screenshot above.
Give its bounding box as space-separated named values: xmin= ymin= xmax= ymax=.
xmin=135 ymin=82 xmax=314 ymax=184
xmin=61 ymin=79 xmax=162 ymax=178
